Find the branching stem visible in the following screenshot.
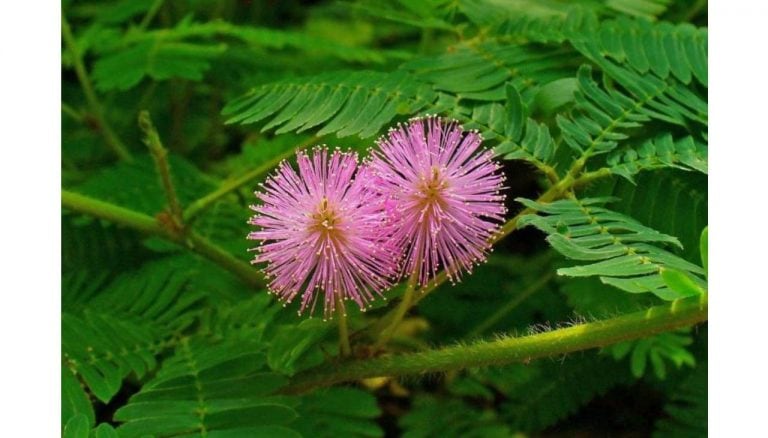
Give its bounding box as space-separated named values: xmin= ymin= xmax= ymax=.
xmin=61 ymin=190 xmax=263 ymax=287
xmin=139 ymin=111 xmax=185 ymax=228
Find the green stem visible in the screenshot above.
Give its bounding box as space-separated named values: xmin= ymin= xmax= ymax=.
xmin=466 ymin=271 xmax=555 ymax=338
xmin=61 ymin=14 xmax=133 ymax=162
xmin=185 ymin=233 xmax=263 ymax=287
xmin=336 ymin=296 xmax=351 ymax=357
xmin=62 ymin=190 xmax=162 ymax=234
xmin=138 ymin=0 xmax=165 ymax=30
xmin=282 ymin=293 xmax=708 ymax=394
xmin=182 ymin=137 xmax=318 ymax=223
xmin=374 ymin=269 xmax=419 ymax=349
xmin=139 ymin=111 xmax=185 ymax=227
xmin=61 ymin=102 xmax=84 ymax=123
xmin=62 ymin=190 xmax=263 ymax=287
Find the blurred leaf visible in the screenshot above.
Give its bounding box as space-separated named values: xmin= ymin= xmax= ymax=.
xmin=653 ymin=362 xmax=707 ymax=437
xmin=291 ymin=388 xmax=383 ymax=437
xmin=700 ymin=226 xmax=708 ymax=274
xmin=607 ymin=329 xmax=695 ymax=379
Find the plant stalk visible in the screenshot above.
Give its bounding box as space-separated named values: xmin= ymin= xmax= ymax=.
xmin=139 ymin=111 xmax=185 ymax=227
xmin=182 ymin=136 xmax=319 ymax=223
xmin=374 ymin=269 xmax=419 ymax=349
xmin=336 ymin=296 xmax=351 ymax=357
xmin=61 ymin=14 xmax=133 ymax=162
xmin=282 ymin=293 xmax=708 ymax=394
xmin=62 ymin=190 xmax=263 ymax=287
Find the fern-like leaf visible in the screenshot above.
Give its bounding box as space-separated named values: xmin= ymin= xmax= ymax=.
xmin=495 ymin=11 xmax=707 ymax=86
xmin=572 ymin=16 xmax=707 ymax=86
xmin=224 ymin=70 xmax=436 ymax=138
xmin=590 ymin=170 xmax=707 ymax=262
xmin=556 ymin=65 xmax=704 ymax=158
xmin=400 ymin=395 xmax=513 ymax=438
xmin=653 ymin=362 xmax=707 ymax=437
xmin=291 ymin=388 xmax=383 ymax=438
xmin=113 ymin=337 xmax=296 ymax=437
xmin=518 ymin=197 xmax=706 ymax=300
xmin=496 ymin=354 xmax=632 ymax=432
xmin=400 ymin=41 xmax=580 ymax=101
xmin=62 ymin=256 xmax=207 ymax=409
xmin=606 ymin=134 xmax=707 ymax=182
xmin=607 ymin=328 xmax=695 ymax=379
xmin=92 ymin=41 xmax=226 ymax=91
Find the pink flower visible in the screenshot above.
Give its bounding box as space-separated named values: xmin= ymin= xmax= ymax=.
xmin=248 ymin=148 xmax=399 ymax=318
xmin=368 ymin=116 xmax=507 ymax=287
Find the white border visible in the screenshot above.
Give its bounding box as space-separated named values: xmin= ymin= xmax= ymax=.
xmin=0 ymin=1 xmax=61 ymax=435
xmin=709 ymin=1 xmax=768 ymax=436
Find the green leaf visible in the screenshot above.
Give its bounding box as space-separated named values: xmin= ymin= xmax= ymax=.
xmin=93 ymin=423 xmax=119 ymax=438
xmin=267 ymin=319 xmax=333 ymax=375
xmin=653 ymin=362 xmax=707 ymax=437
xmin=532 ymin=77 xmax=578 ymax=115
xmin=115 ymin=337 xmax=295 ymax=437
xmin=400 ymin=395 xmax=513 ymax=438
xmin=401 ymin=42 xmax=579 ymax=101
xmin=494 ymin=354 xmax=632 ymax=432
xmin=62 ymin=256 xmax=209 ymax=404
xmin=62 ymin=368 xmax=95 ymax=430
xmin=63 ymin=414 xmax=90 ymax=438
xmin=224 ymin=70 xmax=435 ymax=138
xmin=606 ymin=134 xmax=707 ymax=183
xmin=661 ymin=268 xmax=706 ymax=296
xmin=93 ymin=41 xmax=227 ymax=91
xmin=556 ymin=65 xmax=705 ymax=159
xmin=607 ymin=329 xmax=695 ymax=379
xmin=74 ymin=155 xmax=216 ymax=217
xmin=518 ymin=197 xmax=706 ymax=300
xmin=606 ymin=0 xmax=671 ymax=20
xmin=291 ymin=388 xmax=383 ymax=437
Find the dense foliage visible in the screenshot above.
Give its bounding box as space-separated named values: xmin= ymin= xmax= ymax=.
xmin=62 ymin=0 xmax=707 ymax=436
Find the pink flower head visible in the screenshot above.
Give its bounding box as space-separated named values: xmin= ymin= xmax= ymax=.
xmin=248 ymin=147 xmax=399 ymax=318
xmin=368 ymin=116 xmax=507 ymax=287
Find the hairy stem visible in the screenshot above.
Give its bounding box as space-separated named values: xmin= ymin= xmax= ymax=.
xmin=62 ymin=190 xmax=263 ymax=287
xmin=283 ymin=293 xmax=708 ymax=394
xmin=182 ymin=136 xmax=319 ymax=223
xmin=61 ymin=14 xmax=133 ymax=162
xmin=139 ymin=111 xmax=185 ymax=227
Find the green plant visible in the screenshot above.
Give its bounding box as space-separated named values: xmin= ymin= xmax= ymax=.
xmin=62 ymin=0 xmax=707 ymax=435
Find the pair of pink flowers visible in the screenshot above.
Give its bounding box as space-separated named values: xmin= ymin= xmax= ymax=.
xmin=248 ymin=116 xmax=507 ymax=317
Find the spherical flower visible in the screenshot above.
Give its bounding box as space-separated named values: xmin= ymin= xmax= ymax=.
xmin=368 ymin=116 xmax=507 ymax=287
xmin=248 ymin=147 xmax=399 ymax=317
